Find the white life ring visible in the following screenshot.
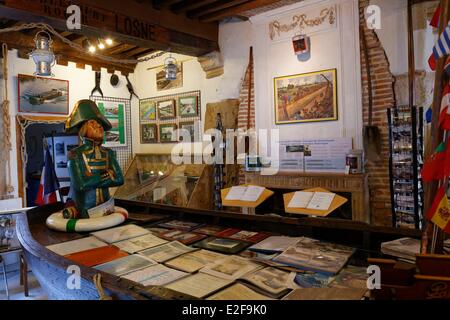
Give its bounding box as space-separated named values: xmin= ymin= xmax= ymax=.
xmin=46 ymin=206 xmax=129 ymax=232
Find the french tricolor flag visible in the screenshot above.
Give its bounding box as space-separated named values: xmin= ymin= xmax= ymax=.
xmin=35 ymin=147 xmax=60 ymax=206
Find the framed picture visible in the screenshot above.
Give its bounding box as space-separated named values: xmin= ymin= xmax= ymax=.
xmin=139 ymin=100 xmax=156 ymax=121
xmin=159 ymin=124 xmax=177 ymax=143
xmin=96 ymin=100 xmax=127 ymax=147
xmin=178 ymin=96 xmax=198 ymax=118
xmin=141 ymin=124 xmax=158 ymax=144
xmin=179 ymin=121 xmax=197 ymax=143
xmin=274 ymin=69 xmax=338 ymax=124
xmin=156 ymin=62 xmax=183 ymax=91
xmin=157 ymin=100 xmax=176 ymax=120
xmin=44 ymin=134 xmax=79 ymax=180
xmin=18 ymin=74 xmax=69 ymax=114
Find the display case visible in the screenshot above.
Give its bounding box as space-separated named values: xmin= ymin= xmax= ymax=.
xmin=114 ymin=154 xmax=213 ymax=210
xmin=387 ymin=106 xmax=424 ymax=229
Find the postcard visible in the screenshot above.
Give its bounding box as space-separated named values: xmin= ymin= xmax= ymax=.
xmin=248 ymin=236 xmax=302 ymax=254
xmin=91 ymin=224 xmax=150 ymax=243
xmin=329 ymin=265 xmax=368 ymax=289
xmin=122 ymin=264 xmax=188 ymax=286
xmin=113 ymin=234 xmax=168 ymax=253
xmin=294 ymin=272 xmax=333 ymax=288
xmin=207 ymin=283 xmax=273 ymax=300
xmin=64 ymin=245 xmax=129 ymax=267
xmin=193 ymin=237 xmax=251 ymax=254
xmin=46 ymin=236 xmax=108 ymax=256
xmin=273 ymin=237 xmax=355 ymax=275
xmin=216 ymin=228 xmax=271 ymax=243
xmin=240 ymin=267 xmax=297 ymax=297
xmin=94 ymin=254 xmax=157 ymax=276
xmin=157 ymin=220 xmax=204 ymax=231
xmin=200 ymin=255 xmax=262 ymax=280
xmin=282 ymin=288 xmax=367 ymax=300
xmin=165 ymin=249 xmax=226 ymax=273
xmin=145 ymin=227 xmax=171 ymax=235
xmin=192 ymin=225 xmax=227 ymax=236
xmin=165 ymin=273 xmax=233 ymax=299
xmin=159 ymin=230 xmax=206 ymax=245
xmin=137 ymin=241 xmax=196 ymax=263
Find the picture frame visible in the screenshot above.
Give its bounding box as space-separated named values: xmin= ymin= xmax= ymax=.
xmin=274 ymin=68 xmax=338 ymax=124
xmin=179 ymin=121 xmax=197 ymax=143
xmin=18 ymin=74 xmax=69 ymax=114
xmin=159 ymin=124 xmax=177 ymax=143
xmin=157 ymin=99 xmax=176 ymax=120
xmin=96 ymin=99 xmax=127 ymax=147
xmin=140 ymin=124 xmax=158 ymax=144
xmin=178 ymin=96 xmax=198 ymax=118
xmin=139 ymin=100 xmax=156 ymax=121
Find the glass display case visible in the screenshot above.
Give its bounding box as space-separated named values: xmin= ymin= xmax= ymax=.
xmin=114 ymin=154 xmax=213 ymax=210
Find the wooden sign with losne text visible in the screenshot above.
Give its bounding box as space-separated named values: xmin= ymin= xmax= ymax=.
xmin=2 ymin=0 xmax=214 ymax=55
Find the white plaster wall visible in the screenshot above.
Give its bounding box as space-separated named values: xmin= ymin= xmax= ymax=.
xmin=371 ymin=0 xmax=437 ymax=75
xmin=4 ymin=50 xmax=133 ymax=199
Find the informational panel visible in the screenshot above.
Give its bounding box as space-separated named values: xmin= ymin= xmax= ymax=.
xmin=279 ymin=138 xmax=352 ymax=173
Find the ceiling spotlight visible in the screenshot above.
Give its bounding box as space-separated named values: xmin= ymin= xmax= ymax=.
xmin=105 ymin=38 xmax=113 ymax=46
xmin=88 ymin=45 xmax=96 ymax=53
xmin=98 ymin=42 xmax=105 ymax=50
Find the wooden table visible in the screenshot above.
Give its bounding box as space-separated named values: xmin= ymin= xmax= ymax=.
xmin=245 ymin=171 xmax=370 ymax=223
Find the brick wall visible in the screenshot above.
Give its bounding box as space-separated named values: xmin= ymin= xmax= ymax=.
xmin=237 ymin=50 xmax=255 ymax=130
xmin=359 ymin=0 xmax=396 ymax=226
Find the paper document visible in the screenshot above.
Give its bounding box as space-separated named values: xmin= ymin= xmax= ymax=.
xmin=306 ymin=192 xmax=335 ymax=210
xmin=288 ymin=192 xmax=314 ymax=208
xmin=225 ymin=186 xmax=265 ymax=202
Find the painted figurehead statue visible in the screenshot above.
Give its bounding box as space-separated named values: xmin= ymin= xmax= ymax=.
xmin=46 ymin=99 xmax=128 ymax=232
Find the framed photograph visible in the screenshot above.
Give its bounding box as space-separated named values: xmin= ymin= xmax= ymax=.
xmin=140 ymin=124 xmax=158 ymax=144
xmin=96 ymin=100 xmax=127 ymax=147
xmin=179 ymin=121 xmax=197 ymax=143
xmin=18 ymin=74 xmax=69 ymax=114
xmin=159 ymin=124 xmax=177 ymax=143
xmin=178 ymin=96 xmax=198 ymax=118
xmin=156 ymin=62 xmax=183 ymax=91
xmin=157 ymin=100 xmax=176 ymax=120
xmin=274 ymin=68 xmax=338 ymax=124
xmin=139 ymin=100 xmax=156 ymax=121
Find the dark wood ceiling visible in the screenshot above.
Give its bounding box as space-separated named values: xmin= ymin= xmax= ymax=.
xmin=0 ymin=0 xmax=284 ymax=74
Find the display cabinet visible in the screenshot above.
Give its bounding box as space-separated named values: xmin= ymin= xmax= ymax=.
xmin=387 ymin=106 xmax=424 ymax=229
xmin=114 ymin=154 xmax=213 ymax=210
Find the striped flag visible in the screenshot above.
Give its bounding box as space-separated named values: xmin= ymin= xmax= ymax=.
xmin=440 ymin=84 xmax=450 ymax=130
xmin=430 ymin=5 xmax=440 ymax=28
xmin=433 ymin=21 xmax=450 ymax=60
xmin=35 ymin=147 xmax=60 ymax=206
xmin=426 ymin=186 xmax=450 ymax=234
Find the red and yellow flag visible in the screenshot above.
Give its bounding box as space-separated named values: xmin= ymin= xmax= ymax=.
xmin=426 ymin=186 xmax=450 ymax=234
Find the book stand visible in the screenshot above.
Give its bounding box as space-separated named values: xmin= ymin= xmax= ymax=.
xmin=221 ymin=185 xmax=274 ymax=214
xmin=283 ymin=187 xmax=348 ymax=217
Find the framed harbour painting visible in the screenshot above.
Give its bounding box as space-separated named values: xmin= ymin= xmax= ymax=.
xmin=18 ymin=74 xmax=69 ymax=114
xmin=178 ymin=96 xmax=198 ymax=118
xmin=96 ymin=99 xmax=127 ymax=147
xmin=274 ymin=69 xmax=337 ymax=124
xmin=157 ymin=99 xmax=176 ymax=120
xmin=160 ymin=124 xmax=177 ymax=143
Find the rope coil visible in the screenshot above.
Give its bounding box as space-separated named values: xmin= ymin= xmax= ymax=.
xmin=93 ymin=273 xmax=113 ymax=300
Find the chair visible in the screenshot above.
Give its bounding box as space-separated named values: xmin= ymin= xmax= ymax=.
xmin=0 ymin=254 xmax=9 ymax=299
xmin=19 ymin=252 xmax=28 ymax=297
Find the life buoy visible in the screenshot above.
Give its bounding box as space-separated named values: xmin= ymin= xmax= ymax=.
xmin=46 ymin=206 xmax=129 ymax=232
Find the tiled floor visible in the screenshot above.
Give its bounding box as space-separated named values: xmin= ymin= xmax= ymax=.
xmin=0 ymin=270 xmax=47 ymax=300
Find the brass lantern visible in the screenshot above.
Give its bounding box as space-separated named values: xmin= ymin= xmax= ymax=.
xmin=29 ymin=31 xmax=56 ymax=77
xmin=164 ymin=55 xmax=178 ymax=80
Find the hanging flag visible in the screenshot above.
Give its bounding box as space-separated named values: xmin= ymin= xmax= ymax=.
xmin=422 ymin=142 xmax=447 ymax=181
xmin=426 ymin=186 xmax=450 ymax=234
xmin=439 ymin=84 xmax=450 ymax=130
xmin=35 ymin=147 xmax=60 ymax=206
xmin=432 ymin=21 xmax=450 ymax=60
xmin=426 ymin=106 xmax=433 ymax=123
xmin=430 ymin=5 xmax=440 ymax=28
xmin=428 ymin=52 xmax=437 ymax=71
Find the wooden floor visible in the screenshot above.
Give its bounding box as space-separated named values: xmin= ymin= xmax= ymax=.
xmin=0 ymin=269 xmax=47 ymax=300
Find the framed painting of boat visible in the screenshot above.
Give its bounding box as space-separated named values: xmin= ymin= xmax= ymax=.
xmin=18 ymin=74 xmax=69 ymax=114
xmin=274 ymin=69 xmax=337 ymax=124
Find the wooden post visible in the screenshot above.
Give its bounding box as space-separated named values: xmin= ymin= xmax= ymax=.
xmin=422 ymin=0 xmax=450 ymax=254
xmin=408 ymin=0 xmax=415 ymax=111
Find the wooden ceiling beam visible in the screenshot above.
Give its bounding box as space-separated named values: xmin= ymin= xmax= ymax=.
xmin=189 ymin=0 xmax=251 ymax=18
xmin=152 ymin=0 xmax=183 ymax=9
xmin=0 ymin=31 xmax=135 ymax=74
xmin=171 ymin=0 xmax=218 ymax=14
xmin=122 ymin=46 xmax=153 ymax=58
xmin=0 ymin=0 xmax=219 ymax=56
xmin=198 ymin=0 xmax=282 ymax=22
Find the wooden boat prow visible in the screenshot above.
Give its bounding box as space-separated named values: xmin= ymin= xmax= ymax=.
xmin=16 ymin=203 xmax=188 ymax=300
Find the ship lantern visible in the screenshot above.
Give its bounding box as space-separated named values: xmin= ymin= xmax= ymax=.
xmin=164 ymin=55 xmax=178 ymax=81
xmin=29 ymin=31 xmax=56 ymax=77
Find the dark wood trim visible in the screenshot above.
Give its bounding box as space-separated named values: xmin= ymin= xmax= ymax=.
xmin=198 ymin=0 xmax=281 ymax=22
xmin=189 ymin=0 xmax=250 ymax=19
